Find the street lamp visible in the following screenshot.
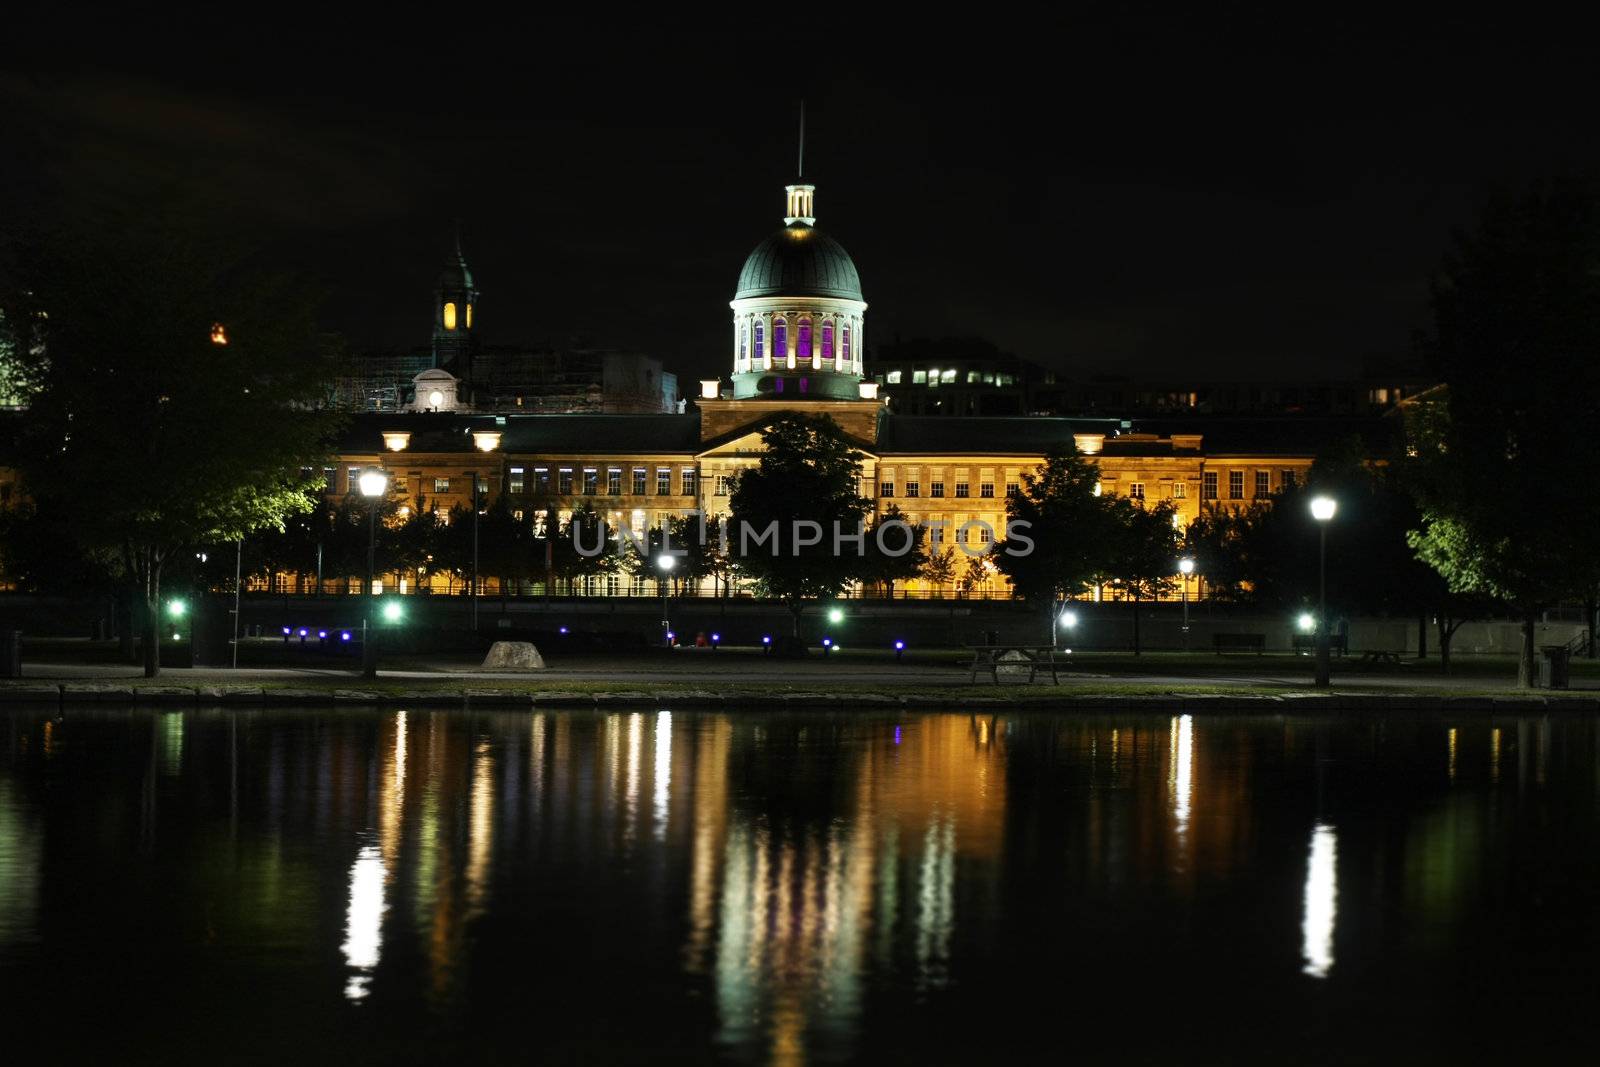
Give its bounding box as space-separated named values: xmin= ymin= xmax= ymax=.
xmin=1309 ymin=495 xmax=1337 ymax=687
xmin=1178 ymin=557 xmax=1195 ymax=650
xmin=658 ymin=553 xmax=675 ymax=646
xmin=358 ymin=467 xmax=389 ymax=678
xmin=828 ymin=607 xmax=844 ymax=625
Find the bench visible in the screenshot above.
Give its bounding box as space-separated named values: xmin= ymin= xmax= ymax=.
xmin=965 ymin=645 xmax=1067 ymax=685
xmin=1359 ymin=649 xmax=1404 ymax=666
xmin=1213 ymin=633 xmax=1265 ymax=654
xmin=1291 ymin=634 xmax=1349 ymax=656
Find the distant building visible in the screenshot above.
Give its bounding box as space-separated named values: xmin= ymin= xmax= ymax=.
xmin=329 ymin=236 xmax=678 ymax=415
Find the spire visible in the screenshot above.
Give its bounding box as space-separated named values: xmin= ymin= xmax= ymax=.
xmin=785 ymin=101 xmax=816 ymax=226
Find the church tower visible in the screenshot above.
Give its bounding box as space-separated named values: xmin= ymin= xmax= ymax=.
xmin=432 ymin=231 xmax=479 ymax=381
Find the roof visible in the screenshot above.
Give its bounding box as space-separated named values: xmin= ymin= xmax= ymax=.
xmin=735 ymin=224 xmax=863 ymax=301
xmin=874 ymin=416 xmax=1129 ymax=455
xmin=1133 ymin=416 xmax=1402 ymax=457
xmin=337 ymin=412 xmax=702 ymax=455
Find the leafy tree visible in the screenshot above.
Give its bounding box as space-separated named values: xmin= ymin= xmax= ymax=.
xmin=860 ymin=505 xmax=927 ymax=598
xmin=1112 ymin=498 xmax=1180 ymax=655
xmin=727 ymin=414 xmax=871 ymax=638
xmin=0 ymin=205 xmax=341 ymax=675
xmin=552 ymin=504 xmax=618 ymax=593
xmin=920 ymin=546 xmax=959 ymax=593
xmin=994 ymin=446 xmax=1120 ymax=642
xmin=1407 ymin=182 xmax=1600 ymax=686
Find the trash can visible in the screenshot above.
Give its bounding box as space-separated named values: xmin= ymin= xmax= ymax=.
xmin=0 ymin=630 xmax=20 ymax=678
xmin=1539 ymin=645 xmax=1571 ymax=689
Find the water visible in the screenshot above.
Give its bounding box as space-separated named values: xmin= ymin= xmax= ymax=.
xmin=1 ymin=707 xmax=1597 ymax=1064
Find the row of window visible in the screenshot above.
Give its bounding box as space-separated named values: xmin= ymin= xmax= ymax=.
xmin=879 ymin=477 xmax=1016 ymax=500
xmin=739 ymin=316 xmax=854 ymax=364
xmin=879 ymin=368 xmax=1020 ymax=387
xmin=504 ymin=466 xmax=698 ymax=497
xmin=1199 ymin=469 xmax=1297 ymax=501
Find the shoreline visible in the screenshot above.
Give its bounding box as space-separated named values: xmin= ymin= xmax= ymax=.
xmin=2 ymin=680 xmax=1596 ymax=713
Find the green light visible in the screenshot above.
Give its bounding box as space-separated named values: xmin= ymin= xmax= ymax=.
xmin=827 ymin=607 xmax=844 ymax=624
xmin=167 ymin=600 xmax=187 ymax=618
xmin=382 ymin=600 xmax=404 ymax=623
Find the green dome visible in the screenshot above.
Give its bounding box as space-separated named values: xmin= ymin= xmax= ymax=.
xmin=735 ymin=224 xmax=862 ymax=301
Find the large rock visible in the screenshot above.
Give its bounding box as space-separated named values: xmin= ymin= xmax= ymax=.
xmin=481 ymin=641 xmax=545 ymax=671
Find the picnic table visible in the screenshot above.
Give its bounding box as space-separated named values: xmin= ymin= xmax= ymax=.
xmin=966 ymin=645 xmax=1068 ymax=685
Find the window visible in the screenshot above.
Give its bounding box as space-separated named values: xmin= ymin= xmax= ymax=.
xmin=633 ymin=468 xmax=647 ymax=495
xmin=323 ymin=467 xmax=336 ymax=492
xmin=912 ymin=369 xmax=928 ymax=385
xmin=348 ymin=467 xmax=362 ymax=493
xmin=886 ymin=369 xmax=902 ymax=384
xmin=513 ymin=509 xmax=523 ymax=522
xmin=1282 ymin=470 xmax=1298 ymax=491
xmin=466 ymin=304 xmax=473 ymax=329
xmin=558 ymin=468 xmax=573 ymax=495
xmin=980 ymin=480 xmax=994 ymax=498
xmin=906 ymin=479 xmax=921 ymax=498
xmin=881 ymin=479 xmax=895 ymax=497
xmin=954 ymin=476 xmax=970 ymax=498
xmin=1255 ymin=470 xmax=1270 ymax=497
xmin=657 ymin=468 xmax=672 ymax=495
xmin=509 ymin=467 xmax=525 ymax=493
xmin=1173 ymin=481 xmax=1187 ymax=499
xmin=583 ymin=469 xmax=598 ymax=495
xmin=930 ymin=479 xmax=945 ymax=498
xmin=821 ymin=321 xmax=834 ymax=359
xmin=715 ymin=474 xmax=733 ymax=496
xmin=842 ymin=324 xmax=851 ymax=362
xmin=1203 ymin=471 xmax=1218 ymax=500
xmin=476 ymin=475 xmax=488 ymax=495
xmin=753 ymin=320 xmax=765 ymax=362
xmin=739 ymin=325 xmax=747 ymax=362
xmin=979 ymin=524 xmax=994 ymax=544
xmin=534 ymin=467 xmax=550 ymax=494
xmin=773 ymin=318 xmax=787 ymax=360
xmin=607 ymin=468 xmax=622 ymax=495
xmin=433 ymin=477 xmax=450 ymax=494
xmin=442 ymin=302 xmax=457 ymax=330
xmin=927 ymin=368 xmax=940 ymax=389
xmin=797 ymin=317 xmax=812 ymax=360
xmin=1229 ymin=470 xmax=1244 ymax=500
xmin=967 ymin=370 xmax=981 ymax=383
xmin=941 ymin=369 xmax=957 ymax=384
xmin=1129 ymin=482 xmax=1145 ymax=501
xmin=681 ymin=469 xmax=697 ymax=496
xmin=1005 ymin=481 xmax=1020 ymax=498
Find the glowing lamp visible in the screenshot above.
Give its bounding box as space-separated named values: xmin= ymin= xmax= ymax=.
xmin=657 ymin=554 xmax=676 ymax=572
xmin=340 ymin=631 xmax=352 ymax=642
xmin=1179 ymin=558 xmax=1195 ymax=576
xmin=166 ymin=600 xmax=186 ymax=618
xmin=1298 ymin=613 xmax=1316 ymax=632
xmin=472 ymin=430 xmax=502 ymax=452
xmin=1059 ymin=611 xmax=1079 ymax=629
xmin=358 ymin=468 xmax=389 ymax=499
xmin=1310 ymin=496 xmax=1337 ymax=522
xmin=827 ymin=607 xmax=844 ymax=624
xmin=381 ymin=601 xmax=403 ymax=623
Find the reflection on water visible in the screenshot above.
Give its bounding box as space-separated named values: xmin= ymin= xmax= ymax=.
xmin=1 ymin=708 xmax=1599 ymax=1063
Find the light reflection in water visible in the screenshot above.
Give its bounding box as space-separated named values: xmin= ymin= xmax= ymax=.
xmin=1170 ymin=715 xmax=1193 ymax=839
xmin=653 ymin=711 xmax=672 ymax=840
xmin=342 ymin=844 xmax=386 ymax=1000
xmin=1301 ymin=823 xmax=1338 ymax=978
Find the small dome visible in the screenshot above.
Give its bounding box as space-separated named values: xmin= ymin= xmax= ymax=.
xmin=735 ymin=224 xmax=862 ymax=301
xmin=439 ymin=251 xmax=473 ymax=291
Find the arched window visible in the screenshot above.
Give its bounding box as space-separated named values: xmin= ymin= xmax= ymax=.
xmin=841 ymin=324 xmax=851 ymax=362
xmin=797 ymin=317 xmax=812 ymax=361
xmin=443 ymin=302 xmax=458 ymax=331
xmin=821 ymin=320 xmax=834 ymax=362
xmin=739 ymin=324 xmax=747 ymax=362
xmin=772 ymin=317 xmax=788 ymax=360
xmin=465 ymin=303 xmax=473 ymax=329
xmin=753 ymin=320 xmax=765 ymax=362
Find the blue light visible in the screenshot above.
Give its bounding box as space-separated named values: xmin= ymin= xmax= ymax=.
xmin=666 ymin=630 xmax=676 ymax=642
xmin=710 ymin=633 xmax=720 ymax=643
xmin=281 ymin=626 xmax=290 ymax=635
xmin=318 ymin=630 xmax=327 ymax=639
xmin=821 ymin=637 xmax=832 ymax=647
xmin=340 ymin=631 xmax=352 ymax=642
xmin=761 ymin=635 xmax=771 ymax=645
xmin=558 ymin=626 xmax=569 ymax=635
xmin=298 ymin=628 xmax=308 ymax=637
xmin=894 ymin=640 xmax=905 ymax=650
xmin=894 ymin=726 xmax=902 ymax=745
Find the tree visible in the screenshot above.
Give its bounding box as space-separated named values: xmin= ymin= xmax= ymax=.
xmin=860 ymin=505 xmax=927 ymax=598
xmin=1113 ymin=498 xmax=1180 ymax=655
xmin=1407 ymin=182 xmax=1600 ymax=686
xmin=727 ymin=414 xmax=872 ymax=639
xmin=1 ymin=204 xmax=341 ymax=675
xmin=920 ymin=546 xmax=959 ymax=594
xmin=993 ymin=446 xmax=1121 ymax=642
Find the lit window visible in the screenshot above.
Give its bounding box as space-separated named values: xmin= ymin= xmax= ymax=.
xmin=797 ymin=317 xmax=812 ymax=361
xmin=773 ymin=318 xmax=787 ymax=359
xmin=534 ymin=468 xmax=550 ymax=493
xmin=967 ymin=370 xmax=980 ymax=383
xmin=842 ymin=325 xmax=851 ymax=362
xmin=210 ymin=323 xmax=228 ymax=345
xmin=930 ymin=479 xmax=945 ymax=498
xmin=1229 ymin=470 xmax=1244 ymax=500
xmin=584 ymin=469 xmax=599 ymax=495
xmin=821 ymin=321 xmax=834 ymax=359
xmin=753 ymin=321 xmax=765 ymax=362
xmin=443 ymin=302 xmax=457 ymax=330
xmin=681 ymin=469 xmax=697 ymax=496
xmin=558 ymin=469 xmax=573 ymax=494
xmin=1203 ymin=472 xmax=1218 ymax=500
xmin=941 ymin=369 xmax=957 ymax=383
xmin=912 ymin=370 xmax=927 ymax=385
xmin=1129 ymin=482 xmax=1145 ymax=501
xmin=739 ymin=325 xmax=747 ymax=362
xmin=906 ymin=480 xmax=921 ymax=498
xmin=955 ymin=477 xmax=970 ymax=498
xmin=1255 ymin=471 xmax=1270 ymax=497
xmin=1173 ymin=482 xmax=1187 ymax=499
xmin=607 ymin=468 xmax=622 ymax=495
xmin=715 ymin=475 xmax=733 ymax=496
xmin=434 ymin=477 xmax=450 ymax=494
xmin=880 ymin=479 xmax=895 ymax=497
xmin=980 ymin=480 xmax=994 ymax=498
xmin=465 ymin=303 xmax=473 ymax=329
xmin=509 ymin=467 xmax=525 ymax=493
xmin=657 ymin=468 xmax=671 ymax=495
xmin=886 ymin=370 xmax=902 ymax=384
xmin=633 ymin=468 xmax=647 ymax=495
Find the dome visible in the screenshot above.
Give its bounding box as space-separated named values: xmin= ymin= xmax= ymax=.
xmin=735 ymin=224 xmax=862 ymax=301
xmin=439 ymin=252 xmax=474 ymax=291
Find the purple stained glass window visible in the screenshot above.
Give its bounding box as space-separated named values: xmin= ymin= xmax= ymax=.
xmin=772 ymin=318 xmax=787 ymax=359
xmin=799 ymin=377 xmax=809 ymax=394
xmin=774 ymin=377 xmax=784 ymax=394
xmin=797 ymin=318 xmax=812 ymax=360
xmin=753 ymin=322 xmax=764 ymax=360
xmin=842 ymin=325 xmax=852 ymax=362
xmin=821 ymin=321 xmax=834 ymax=360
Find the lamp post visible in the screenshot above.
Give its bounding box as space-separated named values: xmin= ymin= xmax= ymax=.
xmin=1178 ymin=557 xmax=1195 ymax=651
xmin=658 ymin=553 xmax=675 ymax=646
xmin=358 ymin=467 xmax=390 ymax=678
xmin=1309 ymin=495 xmax=1338 ymax=687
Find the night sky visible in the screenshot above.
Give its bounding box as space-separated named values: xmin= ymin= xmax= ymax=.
xmin=5 ymin=18 xmax=1597 ymax=384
